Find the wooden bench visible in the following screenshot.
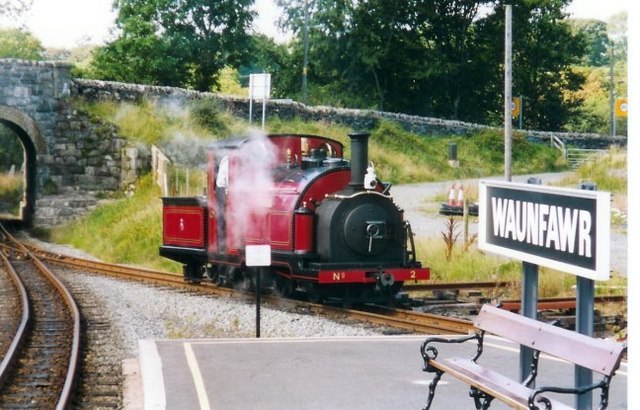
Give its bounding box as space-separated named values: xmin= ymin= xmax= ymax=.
xmin=420 ymin=304 xmax=626 ymax=409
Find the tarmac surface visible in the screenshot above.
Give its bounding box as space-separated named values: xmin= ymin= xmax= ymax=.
xmin=129 ymin=335 xmax=628 ymax=409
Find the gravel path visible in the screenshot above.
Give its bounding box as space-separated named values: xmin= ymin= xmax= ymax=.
xmin=20 ymin=234 xmax=383 ymax=358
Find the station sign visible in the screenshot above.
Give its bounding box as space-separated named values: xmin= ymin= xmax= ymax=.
xmin=478 ymin=181 xmax=610 ymax=280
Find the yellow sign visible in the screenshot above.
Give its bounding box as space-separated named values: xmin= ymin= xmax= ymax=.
xmin=615 ymin=98 xmax=628 ymax=118
xmin=512 ymin=97 xmax=521 ymax=117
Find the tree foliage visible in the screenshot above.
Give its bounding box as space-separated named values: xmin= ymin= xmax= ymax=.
xmin=83 ymin=0 xmax=623 ymax=133
xmin=89 ymin=0 xmax=255 ymax=91
xmin=0 ymin=125 xmax=24 ymax=172
xmin=0 ymin=28 xmax=44 ymax=60
xmin=570 ymin=19 xmax=609 ymax=66
xmin=274 ymin=0 xmax=585 ymax=130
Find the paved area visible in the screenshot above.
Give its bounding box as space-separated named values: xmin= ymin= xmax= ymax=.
xmin=130 ymin=335 xmax=627 ymax=410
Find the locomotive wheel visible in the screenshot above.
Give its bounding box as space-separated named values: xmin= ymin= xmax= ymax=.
xmin=205 ymin=265 xmax=223 ymax=285
xmin=305 ymin=283 xmax=324 ymax=304
xmin=183 ymin=263 xmax=204 ymax=283
xmin=273 ymin=275 xmax=293 ymax=298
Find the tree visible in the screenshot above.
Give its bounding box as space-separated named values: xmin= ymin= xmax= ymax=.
xmin=607 ymin=12 xmax=627 ymax=63
xmin=505 ymin=0 xmax=586 ymax=130
xmin=0 ymin=125 xmax=24 ymax=172
xmin=570 ymin=19 xmax=609 ymax=66
xmin=90 ymin=0 xmax=256 ymax=91
xmin=0 ymin=28 xmax=44 ymax=60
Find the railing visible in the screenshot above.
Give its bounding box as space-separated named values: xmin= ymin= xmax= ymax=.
xmin=549 ymin=135 xmax=614 ymax=169
xmin=550 ymin=134 xmax=566 ymax=158
xmin=565 ymin=148 xmax=608 ymax=169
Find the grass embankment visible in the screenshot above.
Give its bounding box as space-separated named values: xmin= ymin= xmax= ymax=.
xmin=48 ymin=99 xmax=626 ymax=302
xmin=0 ymin=172 xmax=23 ymax=216
xmin=50 ymin=175 xmax=182 ymax=273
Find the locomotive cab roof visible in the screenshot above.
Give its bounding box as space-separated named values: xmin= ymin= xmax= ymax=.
xmin=208 ymin=133 xmax=346 ymax=167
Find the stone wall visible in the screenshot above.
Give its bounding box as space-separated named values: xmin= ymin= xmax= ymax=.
xmin=49 ymin=104 xmax=127 ymax=191
xmin=1 ymin=60 xmax=143 ymax=226
xmin=1 ymin=60 xmax=131 ymax=194
xmin=73 ymin=78 xmax=627 ymax=148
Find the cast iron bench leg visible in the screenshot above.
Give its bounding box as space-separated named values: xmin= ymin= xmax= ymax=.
xmin=422 ymin=370 xmax=444 ymax=410
xmin=470 ymin=386 xmax=495 ymax=409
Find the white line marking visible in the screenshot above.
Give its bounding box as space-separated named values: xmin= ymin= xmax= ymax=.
xmin=138 ymin=340 xmax=166 ymax=410
xmin=184 ymin=342 xmax=212 ymax=410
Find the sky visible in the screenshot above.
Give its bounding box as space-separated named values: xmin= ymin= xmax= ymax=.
xmin=0 ymin=0 xmax=631 ymax=49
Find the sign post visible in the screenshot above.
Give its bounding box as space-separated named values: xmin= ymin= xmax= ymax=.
xmin=479 ymin=180 xmax=611 ymax=399
xmin=249 ymin=73 xmax=271 ymax=130
xmin=519 ymin=177 xmax=540 ymax=382
xmin=246 ymin=245 xmax=271 ymax=338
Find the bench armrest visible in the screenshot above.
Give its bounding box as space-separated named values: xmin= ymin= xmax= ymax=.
xmin=529 ymin=378 xmax=609 ymax=410
xmin=421 ymin=332 xmax=484 ymax=373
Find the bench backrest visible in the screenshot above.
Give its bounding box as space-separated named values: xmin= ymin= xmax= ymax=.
xmin=474 ymin=304 xmax=625 ymax=376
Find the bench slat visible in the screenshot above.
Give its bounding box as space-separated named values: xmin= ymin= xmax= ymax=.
xmin=432 ymin=357 xmax=573 ymax=410
xmin=474 ymin=305 xmax=624 ymax=375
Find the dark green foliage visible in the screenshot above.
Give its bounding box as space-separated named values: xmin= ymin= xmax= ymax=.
xmin=274 ymin=0 xmax=587 ymax=131
xmin=89 ymin=0 xmax=255 ymax=91
xmin=0 ymin=125 xmax=24 ymax=171
xmin=570 ymin=19 xmax=610 ymax=66
xmin=82 ymin=0 xmax=625 ymax=134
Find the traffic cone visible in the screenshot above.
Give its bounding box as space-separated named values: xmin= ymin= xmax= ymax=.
xmin=448 ymin=185 xmax=457 ymax=206
xmin=457 ymin=185 xmax=465 ymax=207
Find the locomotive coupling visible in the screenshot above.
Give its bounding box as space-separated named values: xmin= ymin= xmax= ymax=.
xmin=377 ymin=271 xmax=395 ymax=287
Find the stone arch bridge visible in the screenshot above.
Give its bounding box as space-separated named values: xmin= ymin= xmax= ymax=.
xmin=1 ymin=59 xmax=128 ymax=226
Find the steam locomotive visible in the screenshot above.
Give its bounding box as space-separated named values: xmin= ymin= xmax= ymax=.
xmin=160 ymin=132 xmax=429 ymax=304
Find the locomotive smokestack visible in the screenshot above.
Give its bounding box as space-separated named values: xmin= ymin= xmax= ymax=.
xmin=348 ymin=132 xmax=370 ymax=191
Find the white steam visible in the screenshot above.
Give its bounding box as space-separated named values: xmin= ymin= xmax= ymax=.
xmin=225 ymin=129 xmax=279 ymax=246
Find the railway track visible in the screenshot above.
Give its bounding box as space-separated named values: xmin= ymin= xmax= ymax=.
xmin=0 ymin=226 xmax=81 ymax=409
xmin=21 ymin=242 xmax=477 ymax=335
xmin=14 ymin=239 xmax=628 ymax=337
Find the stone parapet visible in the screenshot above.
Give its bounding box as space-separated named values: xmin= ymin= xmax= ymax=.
xmin=73 ymin=78 xmax=626 ymax=147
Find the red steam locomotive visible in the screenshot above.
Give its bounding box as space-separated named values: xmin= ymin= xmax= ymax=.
xmin=160 ymin=132 xmax=429 ymax=304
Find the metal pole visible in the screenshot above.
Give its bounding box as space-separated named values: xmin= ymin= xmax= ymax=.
xmin=520 ymin=176 xmax=540 ymax=383
xmin=520 ymin=262 xmax=538 ymax=382
xmin=256 ymin=267 xmax=261 ymax=338
xmin=261 ymin=95 xmax=267 ymax=130
xmin=575 ymin=183 xmax=595 ymax=408
xmin=504 ymin=4 xmax=513 ymax=181
xmin=610 ymin=41 xmax=616 ymax=137
xmin=249 ymin=75 xmax=254 ymax=124
xmin=302 ymin=0 xmax=310 ymax=105
xmin=519 ymin=95 xmax=523 ymax=130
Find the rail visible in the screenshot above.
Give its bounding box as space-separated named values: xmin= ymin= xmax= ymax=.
xmin=0 ymin=252 xmax=30 ymax=387
xmin=0 ymin=224 xmax=81 ymax=409
xmin=24 ymin=242 xmax=475 ymax=335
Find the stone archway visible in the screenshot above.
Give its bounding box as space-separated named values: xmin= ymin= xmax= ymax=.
xmin=0 ymin=106 xmax=47 ymax=227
